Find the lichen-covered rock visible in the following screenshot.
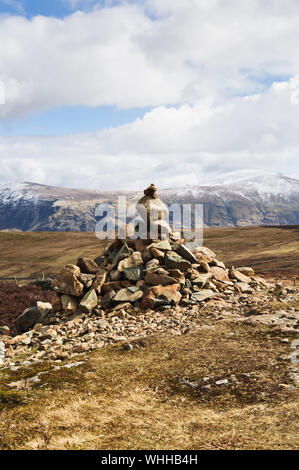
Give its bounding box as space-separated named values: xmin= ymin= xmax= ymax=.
xmin=124 ymin=267 xmax=144 ymax=281
xmin=149 ymin=240 xmax=172 ymax=251
xmin=111 ymin=243 xmax=132 ymax=267
xmin=118 ymin=252 xmax=143 ymax=272
xmin=191 ymin=272 xmax=212 ymax=288
xmin=65 ymin=264 xmax=81 ymax=274
xmin=113 ymin=287 xmax=143 ymax=302
xmin=52 ymin=267 xmax=84 ymax=297
xmin=172 ymin=243 xmax=198 ymax=263
xmin=145 ymin=271 xmax=178 ymax=286
xmin=91 ymin=269 xmax=107 ymax=294
xmin=165 ymin=252 xmax=191 ymax=272
xmin=61 ymin=295 xmax=78 ymax=314
xmin=190 ymin=289 xmax=215 ymax=303
xmin=146 ymin=259 xmax=160 ymax=271
xmin=79 ymin=289 xmax=98 ymax=313
xmin=193 ymin=247 xmax=216 ymax=263
xmin=78 ymin=273 xmax=95 ymax=288
xmin=77 ymin=257 xmax=99 ymax=274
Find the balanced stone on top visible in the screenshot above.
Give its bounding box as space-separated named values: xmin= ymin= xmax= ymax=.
xmin=136 ymin=184 xmax=172 ymax=240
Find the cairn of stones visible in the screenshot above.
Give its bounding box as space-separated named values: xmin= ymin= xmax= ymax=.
xmin=14 ymin=184 xmax=262 ymax=333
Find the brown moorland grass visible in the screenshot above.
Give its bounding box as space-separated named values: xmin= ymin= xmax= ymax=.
xmin=0 ymin=322 xmax=298 ymax=450
xmin=0 ymin=283 xmax=52 ymax=328
xmin=0 ymin=226 xmax=298 ymax=450
xmin=204 ymin=225 xmax=299 ymax=279
xmin=0 ymin=225 xmax=298 ymax=279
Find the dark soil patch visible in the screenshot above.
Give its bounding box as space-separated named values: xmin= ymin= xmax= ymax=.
xmin=0 ymin=282 xmax=52 ymax=329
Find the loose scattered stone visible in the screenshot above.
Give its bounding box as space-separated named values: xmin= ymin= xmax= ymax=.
xmin=145 ymin=271 xmax=177 ymax=286
xmin=192 ymin=273 xmax=212 ymax=288
xmin=124 ymin=266 xmax=144 ymax=281
xmin=149 ymin=240 xmax=172 ymax=251
xmin=91 ymin=269 xmax=107 ymax=294
xmin=193 ymin=247 xmax=216 ymax=263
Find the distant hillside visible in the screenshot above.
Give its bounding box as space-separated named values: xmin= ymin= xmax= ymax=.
xmin=0 ymin=170 xmax=298 ymax=231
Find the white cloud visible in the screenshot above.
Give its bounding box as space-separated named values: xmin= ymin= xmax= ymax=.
xmin=0 ymin=1 xmax=299 ymax=187
xmin=1 ymin=1 xmax=299 ymax=118
xmin=0 ymin=78 xmax=298 ymax=189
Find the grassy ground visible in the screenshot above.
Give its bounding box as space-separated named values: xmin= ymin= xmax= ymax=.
xmin=204 ymin=225 xmax=299 ymax=279
xmin=0 ymin=322 xmax=298 ymax=450
xmin=0 ymin=231 xmax=105 ymax=278
xmin=0 ymin=226 xmax=298 ymax=450
xmin=0 ymin=225 xmax=298 ymax=279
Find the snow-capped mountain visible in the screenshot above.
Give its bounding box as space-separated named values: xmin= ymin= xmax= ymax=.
xmin=0 ymin=171 xmax=298 ymax=231
xmin=161 ymin=170 xmax=299 ymax=200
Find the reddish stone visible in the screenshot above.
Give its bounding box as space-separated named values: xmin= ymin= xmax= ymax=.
xmin=210 ymin=266 xmax=229 ymax=282
xmin=141 ymin=283 xmax=181 ymax=309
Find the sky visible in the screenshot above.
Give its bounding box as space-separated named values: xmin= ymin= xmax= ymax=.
xmin=0 ymin=0 xmax=299 ymax=189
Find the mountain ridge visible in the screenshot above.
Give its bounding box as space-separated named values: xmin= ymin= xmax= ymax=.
xmin=0 ymin=171 xmax=298 ymax=231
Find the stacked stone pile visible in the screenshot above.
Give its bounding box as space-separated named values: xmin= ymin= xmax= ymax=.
xmin=0 ymin=184 xmax=297 ymax=367
xmin=12 ymin=234 xmax=271 ymax=335
xmin=57 ymin=240 xmax=257 ymax=311
xmin=0 ymin=237 xmax=298 ymax=366
xmin=8 ymin=232 xmax=285 ymax=343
